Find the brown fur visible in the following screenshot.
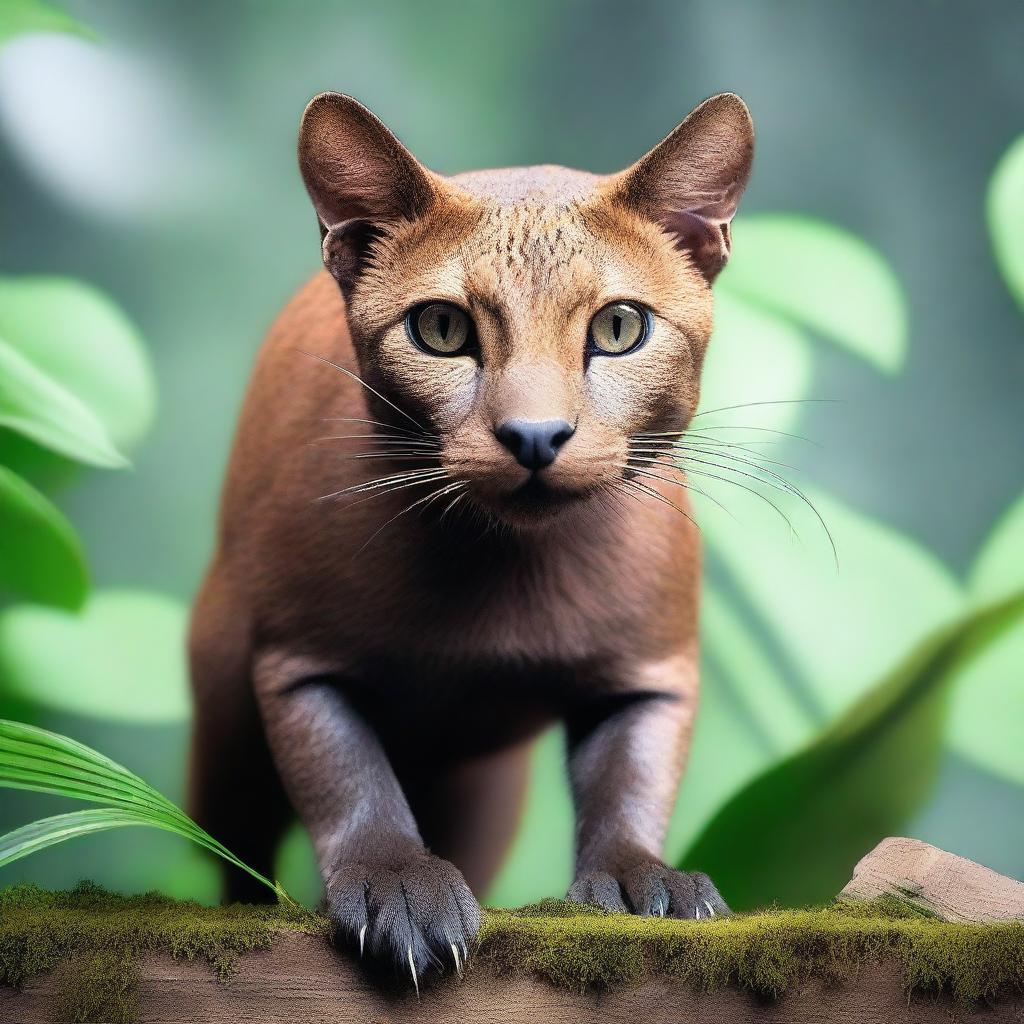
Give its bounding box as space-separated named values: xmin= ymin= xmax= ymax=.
xmin=189 ymin=91 xmax=753 ymax=985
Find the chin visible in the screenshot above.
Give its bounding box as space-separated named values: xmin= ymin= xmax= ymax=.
xmin=477 ymin=476 xmax=598 ymax=530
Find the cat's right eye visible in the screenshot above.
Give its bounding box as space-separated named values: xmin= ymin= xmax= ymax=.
xmin=406 ymin=302 xmax=477 ymax=357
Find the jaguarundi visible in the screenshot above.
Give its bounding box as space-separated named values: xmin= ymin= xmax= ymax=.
xmin=188 ymin=90 xmax=754 ymax=987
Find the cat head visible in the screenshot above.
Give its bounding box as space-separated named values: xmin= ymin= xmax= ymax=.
xmin=299 ymin=92 xmax=753 ymax=527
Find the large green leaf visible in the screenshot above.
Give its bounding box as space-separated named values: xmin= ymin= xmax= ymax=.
xmin=698 ymin=581 xmax=814 ymax=750
xmin=988 ymin=134 xmax=1024 ymax=314
xmin=699 ymin=488 xmax=962 ymax=718
xmin=947 ymin=626 xmax=1024 ymax=788
xmin=0 ymin=719 xmax=285 ymax=900
xmin=681 ymin=590 xmax=1024 ymax=910
xmin=0 ymin=0 xmax=91 ymax=44
xmin=946 ymin=492 xmax=1024 ymax=785
xmin=0 ymin=277 xmax=155 ymax=454
xmin=668 ymin=662 xmax=782 ymax=862
xmin=700 ymin=290 xmax=814 ymax=434
xmin=666 ymin=583 xmax=818 ymax=860
xmin=970 ymin=491 xmax=1024 ymax=605
xmin=0 ymin=465 xmax=86 ymax=608
xmin=720 ymin=215 xmax=908 ymax=373
xmin=0 ymin=336 xmax=126 ymax=468
xmin=0 ymin=590 xmax=189 ymax=723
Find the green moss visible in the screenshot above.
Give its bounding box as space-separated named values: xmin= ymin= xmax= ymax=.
xmin=2 ymin=885 xmax=1023 ymax=1021
xmin=480 ymin=899 xmax=1024 ymax=1004
xmin=0 ymin=882 xmax=326 ymax=1023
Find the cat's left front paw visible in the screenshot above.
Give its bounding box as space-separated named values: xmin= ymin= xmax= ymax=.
xmin=567 ymin=861 xmax=729 ymax=919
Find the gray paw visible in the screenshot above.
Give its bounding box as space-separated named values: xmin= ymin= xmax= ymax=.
xmin=568 ymin=862 xmax=729 ymax=919
xmin=326 ymin=852 xmax=480 ymax=989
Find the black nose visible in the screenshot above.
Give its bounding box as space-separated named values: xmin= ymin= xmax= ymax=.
xmin=494 ymin=418 xmax=575 ymax=471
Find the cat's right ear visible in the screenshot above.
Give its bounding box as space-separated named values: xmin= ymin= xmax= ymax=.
xmin=298 ymin=93 xmax=435 ymax=293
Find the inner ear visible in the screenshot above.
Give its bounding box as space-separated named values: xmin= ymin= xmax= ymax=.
xmin=612 ymin=93 xmax=754 ymax=281
xmin=299 ymin=92 xmax=436 ymax=291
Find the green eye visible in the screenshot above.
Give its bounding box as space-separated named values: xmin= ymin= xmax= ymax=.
xmin=407 ymin=302 xmax=475 ymax=356
xmin=588 ymin=301 xmax=650 ymax=356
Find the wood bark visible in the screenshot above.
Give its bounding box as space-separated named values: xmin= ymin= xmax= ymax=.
xmin=840 ymin=837 xmax=1024 ymax=922
xmin=2 ymin=933 xmax=1020 ymax=1024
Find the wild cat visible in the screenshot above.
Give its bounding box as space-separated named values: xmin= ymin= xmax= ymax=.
xmin=188 ymin=90 xmax=753 ymax=986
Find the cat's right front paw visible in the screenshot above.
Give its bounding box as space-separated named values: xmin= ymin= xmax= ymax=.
xmin=326 ymin=852 xmax=480 ymax=990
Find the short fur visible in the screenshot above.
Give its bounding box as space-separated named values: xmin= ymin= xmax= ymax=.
xmin=189 ymin=91 xmax=754 ymax=985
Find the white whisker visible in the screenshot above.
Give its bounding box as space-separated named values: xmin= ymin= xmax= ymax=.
xmin=352 ymin=480 xmax=467 ymax=558
xmin=317 ymin=467 xmax=448 ymax=503
xmin=298 ymin=349 xmax=429 ymax=433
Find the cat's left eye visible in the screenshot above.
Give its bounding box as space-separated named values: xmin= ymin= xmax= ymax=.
xmin=588 ymin=301 xmax=650 ymax=356
xmin=406 ymin=302 xmax=477 ymax=356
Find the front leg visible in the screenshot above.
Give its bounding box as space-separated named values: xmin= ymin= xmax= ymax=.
xmin=254 ymin=654 xmax=479 ymax=987
xmin=564 ymin=652 xmax=729 ymax=919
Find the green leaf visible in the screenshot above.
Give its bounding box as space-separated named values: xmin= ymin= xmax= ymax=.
xmin=0 ymin=0 xmax=92 ymax=44
xmin=668 ymin=664 xmax=781 ymax=862
xmin=0 ymin=277 xmax=155 ymax=455
xmin=947 ymin=625 xmax=1024 ymax=787
xmin=970 ymin=491 xmax=1024 ymax=605
xmin=681 ymin=590 xmax=1024 ymax=910
xmin=988 ymin=134 xmax=1024 ymax=314
xmin=0 ymin=719 xmax=285 ymax=900
xmin=699 ymin=582 xmax=815 ymax=750
xmin=945 ymin=492 xmax=1024 ymax=785
xmin=700 ymin=289 xmax=814 ymax=434
xmin=720 ymin=215 xmax=908 ymax=373
xmin=0 ymin=465 xmax=87 ymax=608
xmin=666 ymin=583 xmax=818 ymax=860
xmin=0 ymin=590 xmax=189 ymax=723
xmin=0 ymin=337 xmax=127 ymax=468
xmin=699 ymin=488 xmax=962 ymax=718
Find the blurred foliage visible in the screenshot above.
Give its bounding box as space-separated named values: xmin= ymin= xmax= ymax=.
xmin=0 ymin=0 xmax=90 ymax=45
xmin=0 ymin=274 xmax=155 ymax=607
xmin=720 ymin=216 xmax=908 ymax=372
xmin=684 ymin=588 xmax=1024 ymax=909
xmin=0 ymin=591 xmax=188 ymax=722
xmin=0 ymin=463 xmax=85 ymax=608
xmin=988 ymin=135 xmax=1024 ymax=315
xmin=0 ymin=7 xmax=1021 ymax=912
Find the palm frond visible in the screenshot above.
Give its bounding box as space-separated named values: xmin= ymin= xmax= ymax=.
xmin=0 ymin=720 xmax=291 ymax=903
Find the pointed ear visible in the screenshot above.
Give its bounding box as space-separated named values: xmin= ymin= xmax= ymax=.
xmin=613 ymin=93 xmax=754 ymax=281
xmin=298 ymin=92 xmax=435 ymax=292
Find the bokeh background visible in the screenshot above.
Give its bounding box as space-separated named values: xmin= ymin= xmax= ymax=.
xmin=1 ymin=0 xmax=1022 ymax=910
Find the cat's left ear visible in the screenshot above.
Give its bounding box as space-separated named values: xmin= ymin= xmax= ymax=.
xmin=612 ymin=93 xmax=754 ymax=281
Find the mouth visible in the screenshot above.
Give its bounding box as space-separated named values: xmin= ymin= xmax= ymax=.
xmin=489 ymin=473 xmax=590 ymax=523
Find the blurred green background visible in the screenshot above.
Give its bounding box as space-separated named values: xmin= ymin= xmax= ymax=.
xmin=1 ymin=0 xmax=1022 ymax=910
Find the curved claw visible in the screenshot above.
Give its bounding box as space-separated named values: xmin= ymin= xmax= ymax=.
xmin=358 ymin=925 xmax=366 ymax=957
xmin=704 ymin=900 xmax=716 ymax=918
xmin=451 ymin=942 xmax=462 ymax=975
xmin=408 ymin=947 xmax=419 ymax=997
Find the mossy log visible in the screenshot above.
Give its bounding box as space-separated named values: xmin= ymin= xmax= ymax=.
xmin=5 ymin=932 xmax=1023 ymax=1024
xmin=3 ymin=880 xmax=1024 ymax=1024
